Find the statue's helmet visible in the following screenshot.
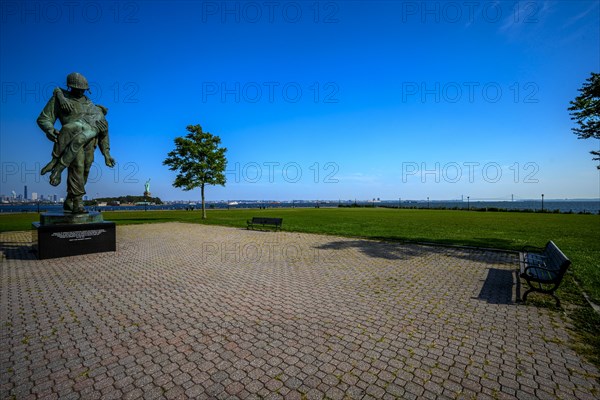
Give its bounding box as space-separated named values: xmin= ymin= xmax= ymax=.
xmin=66 ymin=72 xmax=89 ymax=90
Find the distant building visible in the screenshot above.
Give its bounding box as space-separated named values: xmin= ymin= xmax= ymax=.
xmin=31 ymin=192 xmax=38 ymax=200
xmin=24 ymin=185 xmax=28 ymax=200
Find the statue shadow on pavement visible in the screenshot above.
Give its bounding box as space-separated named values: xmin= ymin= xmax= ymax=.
xmin=0 ymin=239 xmax=37 ymax=261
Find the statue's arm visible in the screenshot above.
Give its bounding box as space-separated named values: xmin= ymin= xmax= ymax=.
xmin=97 ymin=130 xmax=116 ymax=167
xmin=95 ymin=104 xmax=109 ymax=132
xmin=36 ymin=93 xmax=59 ymax=142
xmin=54 ymin=87 xmax=74 ymax=113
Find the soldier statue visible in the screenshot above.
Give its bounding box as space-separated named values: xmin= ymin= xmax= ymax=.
xmin=37 ymin=72 xmax=116 ymax=214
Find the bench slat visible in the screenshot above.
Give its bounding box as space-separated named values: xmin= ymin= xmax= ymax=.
xmin=519 ymin=241 xmax=571 ymax=307
xmin=247 ymin=217 xmax=283 ymax=231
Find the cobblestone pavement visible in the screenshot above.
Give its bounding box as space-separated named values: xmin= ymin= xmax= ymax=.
xmin=1 ymin=222 xmax=599 ymax=399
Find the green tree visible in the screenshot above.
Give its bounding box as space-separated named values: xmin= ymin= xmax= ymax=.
xmin=569 ymin=72 xmax=600 ymax=169
xmin=163 ymin=125 xmax=227 ymax=219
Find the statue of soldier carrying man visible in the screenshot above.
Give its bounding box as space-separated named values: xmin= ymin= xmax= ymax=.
xmin=37 ymin=72 xmax=116 ymax=214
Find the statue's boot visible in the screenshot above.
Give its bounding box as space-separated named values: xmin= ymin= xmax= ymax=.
xmin=41 ymin=158 xmax=57 ymax=175
xmin=72 ymin=198 xmax=87 ymax=214
xmin=49 ymin=161 xmax=68 ymax=186
xmin=63 ymin=197 xmax=73 ymax=213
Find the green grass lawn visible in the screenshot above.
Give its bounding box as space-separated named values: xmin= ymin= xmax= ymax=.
xmin=1 ymin=207 xmax=599 ymax=366
xmin=2 ymin=207 xmax=598 ymax=301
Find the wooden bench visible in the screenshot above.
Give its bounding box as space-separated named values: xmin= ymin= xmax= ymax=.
xmin=519 ymin=241 xmax=571 ymax=307
xmin=246 ymin=217 xmax=282 ymax=231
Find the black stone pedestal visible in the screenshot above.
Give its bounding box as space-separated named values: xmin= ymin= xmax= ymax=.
xmin=32 ymin=212 xmax=116 ymax=259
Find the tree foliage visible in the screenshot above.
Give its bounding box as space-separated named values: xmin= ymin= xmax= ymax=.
xmin=569 ymin=72 xmax=600 ymax=168
xmin=163 ymin=125 xmax=227 ymax=218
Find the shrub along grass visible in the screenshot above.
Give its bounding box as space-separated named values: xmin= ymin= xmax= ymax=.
xmin=2 ymin=207 xmax=599 ymax=366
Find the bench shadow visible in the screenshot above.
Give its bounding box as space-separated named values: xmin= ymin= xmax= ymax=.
xmin=314 ymin=239 xmax=519 ymax=305
xmin=475 ymin=268 xmax=516 ymax=304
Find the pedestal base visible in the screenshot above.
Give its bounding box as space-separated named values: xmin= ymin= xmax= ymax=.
xmin=40 ymin=211 xmax=104 ymax=225
xmin=32 ymin=219 xmax=116 ymax=259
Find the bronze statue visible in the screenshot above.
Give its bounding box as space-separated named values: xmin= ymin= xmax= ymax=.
xmin=37 ymin=72 xmax=116 ymax=214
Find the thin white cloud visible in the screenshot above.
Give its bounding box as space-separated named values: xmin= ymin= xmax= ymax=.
xmin=498 ymin=0 xmax=553 ymax=35
xmin=562 ymin=1 xmax=599 ymax=29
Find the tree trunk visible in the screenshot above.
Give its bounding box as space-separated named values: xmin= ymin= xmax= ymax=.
xmin=201 ymin=184 xmax=206 ymax=219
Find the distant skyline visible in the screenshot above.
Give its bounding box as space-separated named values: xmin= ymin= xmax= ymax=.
xmin=1 ymin=1 xmax=599 ymax=201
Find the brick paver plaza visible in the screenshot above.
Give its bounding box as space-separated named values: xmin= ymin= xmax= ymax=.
xmin=1 ymin=223 xmax=599 ymax=399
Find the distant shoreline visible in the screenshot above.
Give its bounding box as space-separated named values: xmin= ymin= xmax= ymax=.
xmin=1 ymin=199 xmax=599 ymax=215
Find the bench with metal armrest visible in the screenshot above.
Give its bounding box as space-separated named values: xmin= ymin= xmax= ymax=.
xmin=246 ymin=217 xmax=283 ymax=231
xmin=519 ymin=241 xmax=571 ymax=307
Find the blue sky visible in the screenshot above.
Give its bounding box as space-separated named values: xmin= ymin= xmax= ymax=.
xmin=1 ymin=0 xmax=599 ymax=201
